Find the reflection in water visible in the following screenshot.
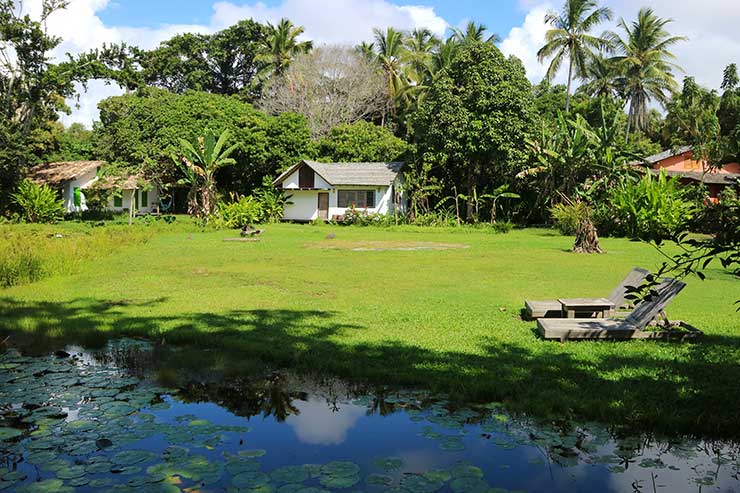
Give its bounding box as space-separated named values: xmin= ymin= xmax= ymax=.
xmin=0 ymin=338 xmax=738 ymax=493
xmin=287 ymin=398 xmax=367 ymax=445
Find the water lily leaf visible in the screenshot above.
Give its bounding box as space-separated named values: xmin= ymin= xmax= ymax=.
xmin=239 ymin=449 xmax=267 ymax=458
xmin=278 ymin=483 xmax=307 ymax=493
xmin=450 ymin=464 xmax=483 ymax=479
xmin=319 ymin=473 xmax=360 ymax=489
xmin=366 ymin=474 xmax=394 ymax=486
xmin=86 ymin=461 xmax=114 ymax=474
xmin=449 ymin=477 xmax=489 ymax=493
xmin=422 ymin=470 xmax=451 ymax=483
xmin=271 ymin=465 xmax=310 ymax=484
xmin=88 ymin=478 xmax=113 ymax=488
xmin=0 ymin=428 xmax=23 ymax=441
xmin=112 ymin=449 xmax=158 ymax=466
xmin=372 ymin=457 xmax=403 ymax=472
xmin=400 ymin=474 xmax=443 ymax=493
xmin=232 ymin=471 xmax=270 ymax=489
xmin=66 ymin=477 xmax=90 ymax=487
xmin=321 ymin=462 xmax=360 ymax=478
xmin=18 ymin=479 xmax=69 ymax=493
xmin=55 ymin=465 xmax=87 ymax=479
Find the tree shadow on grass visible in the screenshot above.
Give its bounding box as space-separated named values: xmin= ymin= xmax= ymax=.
xmin=0 ymin=296 xmax=739 ymax=439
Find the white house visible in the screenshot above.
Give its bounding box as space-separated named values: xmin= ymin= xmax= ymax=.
xmin=273 ymin=160 xmax=407 ymax=221
xmin=27 ymin=161 xmax=160 ymax=214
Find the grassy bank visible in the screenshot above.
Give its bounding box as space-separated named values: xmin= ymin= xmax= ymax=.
xmin=1 ymin=222 xmax=738 ymax=437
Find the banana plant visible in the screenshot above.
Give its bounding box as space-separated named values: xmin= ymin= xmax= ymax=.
xmin=480 ymin=185 xmax=521 ymax=224
xmin=176 ymin=129 xmax=239 ymax=218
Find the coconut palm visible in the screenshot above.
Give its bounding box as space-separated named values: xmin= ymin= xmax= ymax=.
xmin=372 ymin=27 xmax=409 ymax=112
xmin=579 ymin=54 xmax=621 ymax=98
xmin=430 ymin=37 xmax=459 ymax=80
xmin=177 ymin=129 xmax=239 ymax=218
xmin=608 ymin=8 xmax=686 ymax=134
xmin=537 ymin=0 xmax=613 ymax=112
xmin=403 ymin=28 xmax=440 ymax=84
xmin=257 ymin=18 xmax=313 ymax=77
xmin=451 ymin=21 xmax=500 ymax=45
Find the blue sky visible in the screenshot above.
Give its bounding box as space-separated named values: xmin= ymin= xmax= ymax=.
xmin=98 ymin=0 xmax=529 ymax=38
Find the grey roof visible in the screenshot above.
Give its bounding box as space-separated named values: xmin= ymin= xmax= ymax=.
xmin=274 ymin=160 xmax=405 ymax=187
xmin=636 ymin=146 xmax=692 ymax=165
xmin=648 ymin=168 xmax=740 ymax=185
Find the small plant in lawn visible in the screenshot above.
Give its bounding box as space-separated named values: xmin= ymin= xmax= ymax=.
xmin=11 ymin=180 xmax=65 ymax=223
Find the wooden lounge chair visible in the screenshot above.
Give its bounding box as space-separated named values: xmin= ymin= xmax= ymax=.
xmin=523 ymin=267 xmax=650 ymax=320
xmin=537 ymin=279 xmax=702 ymax=342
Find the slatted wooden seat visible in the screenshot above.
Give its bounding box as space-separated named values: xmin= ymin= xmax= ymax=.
xmin=523 ymin=267 xmax=650 ymax=320
xmin=537 ymin=279 xmax=701 ymax=342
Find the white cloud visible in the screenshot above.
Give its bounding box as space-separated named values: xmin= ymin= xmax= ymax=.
xmin=32 ymin=0 xmax=447 ymax=127
xmin=501 ymin=0 xmax=740 ymax=93
xmin=211 ymin=0 xmax=447 ymax=44
xmin=286 ymin=398 xmax=365 ymax=445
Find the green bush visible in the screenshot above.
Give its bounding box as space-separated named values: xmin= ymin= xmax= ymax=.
xmin=0 ymin=248 xmax=43 ymax=288
xmin=609 ymin=169 xmax=699 ymax=240
xmin=11 ymin=180 xmax=65 ymax=223
xmin=550 ymin=202 xmax=590 ymax=235
xmin=215 ymin=195 xmax=263 ymax=229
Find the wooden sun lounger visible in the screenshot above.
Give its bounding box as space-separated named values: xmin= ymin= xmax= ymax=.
xmin=524 ymin=267 xmax=650 ymax=320
xmin=537 ymin=279 xmax=702 ymax=342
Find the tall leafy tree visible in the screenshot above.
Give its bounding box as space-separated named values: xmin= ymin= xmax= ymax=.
xmin=257 ymin=18 xmax=313 ymax=77
xmin=608 ymin=8 xmax=686 ymax=134
xmin=537 ymin=0 xmax=613 ymax=113
xmin=413 ymin=42 xmax=533 ymax=221
xmin=141 ymin=20 xmax=265 ymax=97
xmin=662 ymin=77 xmax=720 ymax=163
xmin=579 ymin=54 xmax=620 ymax=98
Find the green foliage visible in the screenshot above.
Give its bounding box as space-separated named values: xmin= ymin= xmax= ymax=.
xmin=215 ymin=195 xmax=264 ymax=229
xmin=317 ymin=121 xmax=409 ymax=162
xmin=141 ymin=20 xmax=265 ymax=97
xmin=609 ymin=169 xmax=699 ymax=240
xmin=11 ymin=180 xmax=64 ymax=223
xmin=95 ymin=89 xmax=313 ymax=192
xmin=254 ymin=176 xmax=291 ymax=223
xmin=550 ymin=202 xmax=590 ymax=235
xmin=413 ymin=41 xmax=533 ymax=222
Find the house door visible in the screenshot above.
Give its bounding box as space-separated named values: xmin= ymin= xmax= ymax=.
xmin=317 ymin=193 xmax=329 ymax=220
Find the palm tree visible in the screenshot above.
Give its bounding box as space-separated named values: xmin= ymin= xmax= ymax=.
xmin=258 ymin=18 xmax=313 ymax=77
xmin=579 ymin=54 xmax=620 ymax=98
xmin=177 ymin=129 xmax=239 ymax=218
xmin=608 ymin=8 xmax=686 ymax=134
xmin=537 ymin=0 xmax=613 ymax=112
xmin=355 ymin=41 xmax=376 ymax=63
xmin=430 ymin=37 xmax=458 ymax=80
xmin=451 ymin=21 xmax=500 ymax=44
xmin=403 ymin=28 xmax=439 ymax=84
xmin=372 ymin=27 xmax=408 ymax=112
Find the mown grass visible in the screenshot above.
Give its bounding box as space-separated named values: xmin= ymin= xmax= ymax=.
xmin=1 ymin=222 xmax=738 ymax=438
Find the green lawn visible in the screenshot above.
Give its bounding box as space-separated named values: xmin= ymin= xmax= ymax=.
xmin=1 ymin=222 xmax=738 ymax=437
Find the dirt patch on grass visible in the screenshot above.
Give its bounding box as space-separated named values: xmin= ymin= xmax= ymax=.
xmin=310 ymin=240 xmax=470 ymax=252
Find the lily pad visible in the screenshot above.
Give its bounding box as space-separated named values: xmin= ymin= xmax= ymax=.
xmin=239 ymin=449 xmax=267 ymax=458
xmin=400 ymin=474 xmax=444 ymax=493
xmin=233 ymin=471 xmax=270 ymax=489
xmin=112 ymin=449 xmax=158 ymax=466
xmin=0 ymin=428 xmax=23 ymax=441
xmin=373 ymin=457 xmax=403 ymax=472
xmin=319 ymin=474 xmax=360 ymax=489
xmin=449 ymin=477 xmax=490 ymax=493
xmin=55 ymin=465 xmax=86 ymax=479
xmin=423 ymin=470 xmax=451 ymax=483
xmin=321 ymin=462 xmax=360 ymax=478
xmin=271 ymin=465 xmax=310 ymax=484
xmin=366 ymin=474 xmax=394 ymax=486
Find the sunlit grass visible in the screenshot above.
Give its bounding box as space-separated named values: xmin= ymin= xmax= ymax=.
xmin=1 ymin=222 xmax=738 ymax=437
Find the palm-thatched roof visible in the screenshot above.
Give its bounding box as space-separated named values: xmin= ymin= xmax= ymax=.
xmin=28 ymin=161 xmax=103 ymax=186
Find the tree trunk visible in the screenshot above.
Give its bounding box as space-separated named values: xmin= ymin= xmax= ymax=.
xmin=466 ymin=164 xmax=476 ymax=223
xmin=565 ymin=55 xmax=574 ymax=114
xmin=573 ymin=216 xmax=603 ymax=254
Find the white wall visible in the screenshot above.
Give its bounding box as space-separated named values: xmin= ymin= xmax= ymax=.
xmin=106 ymin=187 xmax=160 ymax=214
xmin=282 ymin=190 xmax=321 ymax=221
xmin=281 ymin=184 xmax=407 ymax=221
xmin=61 ymin=169 xmax=98 ymax=212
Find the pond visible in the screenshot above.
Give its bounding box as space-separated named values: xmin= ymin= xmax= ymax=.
xmin=0 ymin=339 xmax=738 ymax=492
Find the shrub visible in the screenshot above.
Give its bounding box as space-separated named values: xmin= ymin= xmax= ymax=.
xmin=254 ymin=177 xmax=291 ymax=223
xmin=609 ymin=169 xmax=699 ymax=240
xmin=550 ymin=202 xmax=590 ymax=235
xmin=340 ymin=206 xmax=388 ymax=226
xmin=11 ymin=180 xmax=65 ymax=223
xmin=0 ymin=248 xmax=43 ymax=288
xmin=215 ymin=195 xmax=263 ymax=229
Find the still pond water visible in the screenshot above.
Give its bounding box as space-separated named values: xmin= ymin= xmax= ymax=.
xmin=0 ymin=339 xmax=738 ymax=493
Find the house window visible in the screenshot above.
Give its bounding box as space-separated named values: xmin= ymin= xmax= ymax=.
xmin=338 ymin=190 xmax=375 ymax=208
xmin=299 ymin=166 xmax=315 ymax=188
xmin=113 ymin=194 xmax=123 ymax=207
